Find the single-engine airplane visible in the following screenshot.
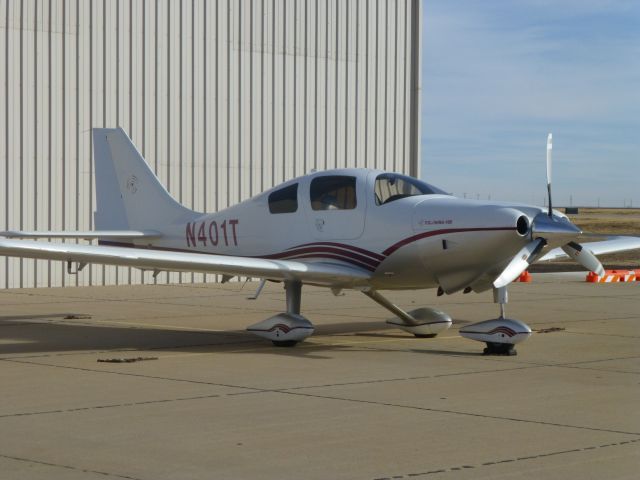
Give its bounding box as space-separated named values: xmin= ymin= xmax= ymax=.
xmin=1 ymin=130 xmax=639 ymax=354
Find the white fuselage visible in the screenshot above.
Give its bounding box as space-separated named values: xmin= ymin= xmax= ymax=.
xmin=121 ymin=168 xmax=549 ymax=292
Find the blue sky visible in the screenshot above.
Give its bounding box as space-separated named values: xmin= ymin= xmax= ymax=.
xmin=420 ymin=0 xmax=640 ymax=207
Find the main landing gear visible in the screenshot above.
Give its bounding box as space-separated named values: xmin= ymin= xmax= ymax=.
xmin=245 ymin=283 xmax=454 ymax=347
xmin=361 ymin=289 xmax=453 ymax=337
xmin=246 ymin=280 xmax=314 ymax=347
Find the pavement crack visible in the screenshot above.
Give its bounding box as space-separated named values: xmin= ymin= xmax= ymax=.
xmin=0 ymin=357 xmax=267 ymax=393
xmin=0 ymin=393 xmax=224 ymax=419
xmin=281 ymin=365 xmax=542 ymax=391
xmin=369 ymin=438 xmax=640 ymax=479
xmin=555 ymin=355 xmax=640 ymax=367
xmin=273 ymin=390 xmax=640 ymax=437
xmin=0 ymin=453 xmax=143 ymax=479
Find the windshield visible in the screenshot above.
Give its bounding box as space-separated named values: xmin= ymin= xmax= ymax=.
xmin=374 ymin=173 xmax=449 ymax=205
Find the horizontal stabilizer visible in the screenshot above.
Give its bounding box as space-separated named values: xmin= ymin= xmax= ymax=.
xmin=0 ymin=230 xmax=162 ymax=240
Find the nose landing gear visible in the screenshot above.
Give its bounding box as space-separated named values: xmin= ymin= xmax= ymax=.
xmin=459 ymin=286 xmax=532 ymax=355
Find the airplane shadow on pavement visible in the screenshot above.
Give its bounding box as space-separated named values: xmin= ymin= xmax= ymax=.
xmin=0 ymin=314 xmax=479 ymax=357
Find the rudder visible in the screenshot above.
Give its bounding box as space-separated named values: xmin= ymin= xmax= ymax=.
xmin=93 ymin=128 xmax=198 ymax=232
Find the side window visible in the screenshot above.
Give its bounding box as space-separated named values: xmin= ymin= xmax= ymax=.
xmin=268 ymin=183 xmax=298 ymax=214
xmin=310 ymin=176 xmax=357 ymax=211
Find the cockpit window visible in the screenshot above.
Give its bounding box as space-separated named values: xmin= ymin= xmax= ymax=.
xmin=374 ymin=173 xmax=448 ymax=205
xmin=310 ymin=176 xmax=357 ymax=210
xmin=269 ymin=183 xmax=298 ymax=214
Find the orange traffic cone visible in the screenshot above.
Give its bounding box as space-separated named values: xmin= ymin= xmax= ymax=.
xmin=600 ymin=270 xmax=620 ymax=283
xmin=611 ymin=270 xmax=636 ymax=282
xmin=517 ymin=270 xmax=532 ymax=282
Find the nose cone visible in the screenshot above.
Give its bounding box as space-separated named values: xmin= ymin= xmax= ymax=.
xmin=532 ymin=212 xmax=581 ymax=245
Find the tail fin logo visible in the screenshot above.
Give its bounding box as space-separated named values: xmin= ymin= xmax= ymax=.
xmin=126 ymin=175 xmax=139 ymax=194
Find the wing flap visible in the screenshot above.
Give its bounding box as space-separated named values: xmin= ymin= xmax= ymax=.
xmin=0 ymin=239 xmax=371 ymax=287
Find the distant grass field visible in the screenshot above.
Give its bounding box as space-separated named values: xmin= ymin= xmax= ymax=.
xmin=568 ymin=208 xmax=640 ymax=236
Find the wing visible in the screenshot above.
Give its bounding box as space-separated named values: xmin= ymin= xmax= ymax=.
xmin=0 ymin=239 xmax=371 ymax=287
xmin=1 ymin=230 xmax=161 ymax=240
xmin=539 ymin=235 xmax=640 ymax=262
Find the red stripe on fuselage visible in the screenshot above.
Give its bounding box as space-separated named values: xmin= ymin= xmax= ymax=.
xmin=277 ymin=253 xmax=377 ymax=272
xmin=286 ymin=242 xmax=386 ymax=261
xmin=263 ymin=246 xmax=380 ymax=268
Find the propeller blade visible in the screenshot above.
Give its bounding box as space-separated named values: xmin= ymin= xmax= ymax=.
xmin=546 ymin=133 xmax=553 ymax=217
xmin=561 ymin=241 xmax=605 ymax=276
xmin=494 ymin=238 xmax=546 ymax=289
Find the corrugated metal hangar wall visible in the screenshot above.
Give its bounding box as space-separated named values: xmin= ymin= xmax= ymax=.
xmin=0 ymin=0 xmax=421 ymax=289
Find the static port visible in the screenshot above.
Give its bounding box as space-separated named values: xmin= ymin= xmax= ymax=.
xmin=516 ymin=216 xmax=529 ymax=236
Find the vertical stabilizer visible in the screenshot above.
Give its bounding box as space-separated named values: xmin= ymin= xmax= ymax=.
xmin=93 ymin=128 xmax=199 ymax=232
